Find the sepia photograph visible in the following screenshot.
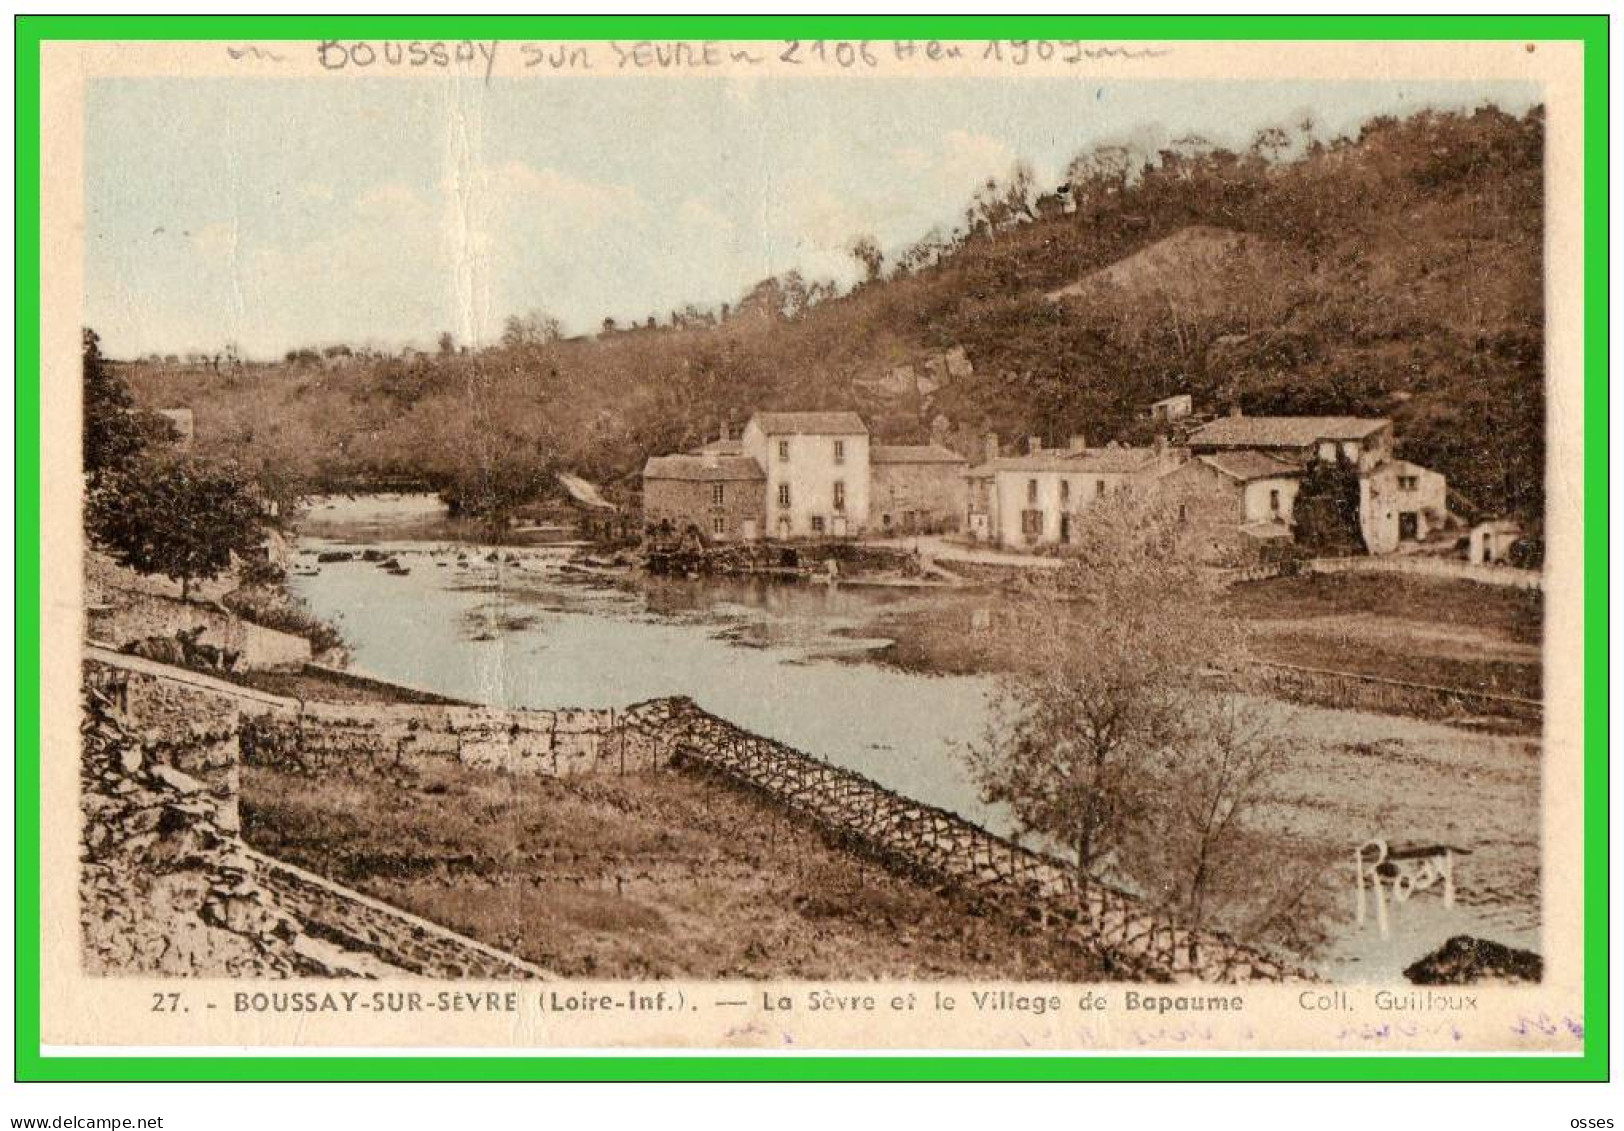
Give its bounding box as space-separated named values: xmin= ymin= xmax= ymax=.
xmin=30 ymin=29 xmax=1595 ymax=1059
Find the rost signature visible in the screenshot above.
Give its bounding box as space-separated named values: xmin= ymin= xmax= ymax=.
xmin=1353 ymin=839 xmax=1471 ymax=938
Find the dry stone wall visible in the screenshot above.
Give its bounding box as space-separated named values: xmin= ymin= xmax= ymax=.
xmin=87 ymin=585 xmax=312 ymax=670
xmin=80 ymin=651 xmax=548 ymax=979
xmin=287 ymin=698 xmax=680 ymax=776
xmin=82 ymin=646 xmax=1305 ymax=984
xmin=661 ymin=700 xmax=1310 ymax=985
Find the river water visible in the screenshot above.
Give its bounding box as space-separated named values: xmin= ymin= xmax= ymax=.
xmin=289 ymin=494 xmax=1009 ymax=833
xmin=289 ymin=494 xmax=1541 ymax=982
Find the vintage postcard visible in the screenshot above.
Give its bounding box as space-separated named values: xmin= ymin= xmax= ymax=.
xmin=32 ymin=29 xmax=1594 ymax=1060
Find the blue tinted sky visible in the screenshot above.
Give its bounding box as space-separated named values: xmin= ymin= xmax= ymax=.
xmin=84 ymin=76 xmax=1538 ymax=358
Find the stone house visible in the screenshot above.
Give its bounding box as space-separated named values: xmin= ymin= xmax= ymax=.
xmin=1147 ymin=394 xmax=1194 ymax=425
xmin=1157 ymin=451 xmax=1303 ymax=564
xmin=641 ymin=451 xmax=766 ymax=544
xmin=869 ymin=444 xmax=968 ymax=534
xmin=1468 ymin=520 xmax=1523 ymax=565
xmin=1185 ymin=412 xmax=1395 ymax=472
xmin=965 ymin=436 xmax=1179 ymax=549
xmin=1360 ymin=459 xmax=1449 ymax=554
xmin=1183 ymin=411 xmax=1452 ymax=557
xmin=741 ymin=411 xmax=871 ymax=540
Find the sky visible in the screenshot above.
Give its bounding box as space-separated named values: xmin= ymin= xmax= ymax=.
xmin=84 ymin=76 xmax=1539 ymax=360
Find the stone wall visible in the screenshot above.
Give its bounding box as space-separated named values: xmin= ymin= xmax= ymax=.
xmin=87 ymin=584 xmax=313 ymax=669
xmin=79 ymin=650 xmax=548 ymax=979
xmin=82 ymin=646 xmax=1305 ymax=984
xmin=285 ymin=698 xmax=678 ymax=776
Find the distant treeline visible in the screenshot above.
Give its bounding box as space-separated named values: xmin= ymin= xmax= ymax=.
xmin=116 ymin=104 xmax=1545 ymax=525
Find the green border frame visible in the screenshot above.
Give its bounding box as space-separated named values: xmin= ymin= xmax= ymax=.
xmin=13 ymin=13 xmax=1608 ymax=1083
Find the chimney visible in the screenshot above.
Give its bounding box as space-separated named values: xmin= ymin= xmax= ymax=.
xmin=1068 ymin=434 xmax=1087 ymax=454
xmin=1028 ymin=435 xmax=1044 ymax=455
xmin=1229 ymin=403 xmax=1244 ymax=418
xmin=984 ymin=433 xmax=999 ymax=464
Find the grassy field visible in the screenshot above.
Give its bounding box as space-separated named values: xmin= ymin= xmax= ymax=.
xmin=1226 ymin=573 xmax=1542 ymax=701
xmin=860 ymin=571 xmax=1542 ymax=712
xmin=241 ymin=760 xmax=1104 ymax=981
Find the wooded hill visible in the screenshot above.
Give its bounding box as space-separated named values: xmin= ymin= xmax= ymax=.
xmin=117 ymin=103 xmax=1545 ymax=526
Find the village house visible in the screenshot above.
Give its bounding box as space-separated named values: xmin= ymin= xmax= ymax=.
xmin=1359 ymin=459 xmax=1450 ymax=555
xmin=742 ymin=411 xmax=872 ymax=540
xmin=1157 ymin=450 xmax=1303 ymax=564
xmin=1180 ymin=411 xmax=1453 ymax=556
xmin=870 ymin=444 xmax=969 ymax=534
xmin=965 ymin=435 xmax=1180 ymax=549
xmin=1184 ymin=411 xmax=1394 ymax=471
xmin=641 ymin=450 xmax=765 ymax=544
xmin=1468 ymin=519 xmax=1524 ymax=565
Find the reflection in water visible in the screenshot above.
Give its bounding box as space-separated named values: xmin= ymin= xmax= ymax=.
xmin=290 ymin=496 xmax=1010 ymax=839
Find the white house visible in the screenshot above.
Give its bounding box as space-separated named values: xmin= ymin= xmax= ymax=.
xmin=1359 ymin=459 xmax=1450 ymax=554
xmin=740 ymin=411 xmax=871 ymax=540
xmin=965 ymin=436 xmax=1179 ymax=548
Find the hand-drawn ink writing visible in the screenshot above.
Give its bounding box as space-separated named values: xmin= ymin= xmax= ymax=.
xmin=520 ymin=43 xmax=592 ymax=71
xmin=609 ymin=41 xmax=732 ymax=70
xmin=982 ymin=40 xmax=1172 ymax=64
xmin=778 ymin=40 xmax=880 ymax=68
xmin=316 ymin=40 xmax=500 ymax=83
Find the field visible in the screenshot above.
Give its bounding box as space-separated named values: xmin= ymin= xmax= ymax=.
xmin=241 ymin=760 xmax=1104 ymax=981
xmin=860 ymin=570 xmax=1542 ymax=716
xmin=1227 ymin=572 xmax=1543 ymax=701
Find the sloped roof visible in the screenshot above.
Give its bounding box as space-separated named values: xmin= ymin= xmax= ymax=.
xmin=967 ymin=446 xmax=1165 ymax=476
xmin=556 ymin=472 xmax=617 ymax=511
xmin=1197 ymin=451 xmax=1304 ymax=483
xmin=871 ymin=443 xmax=967 ymax=465
xmin=749 ymin=411 xmax=868 ymax=436
xmin=642 ymin=454 xmax=765 ymax=482
xmin=693 ymin=438 xmax=745 ymax=456
xmin=1186 ymin=415 xmax=1389 ymax=448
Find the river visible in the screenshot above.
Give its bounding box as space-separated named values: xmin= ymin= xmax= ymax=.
xmin=288 ymin=494 xmax=1542 ymax=982
xmin=289 ymin=494 xmax=1010 ymax=834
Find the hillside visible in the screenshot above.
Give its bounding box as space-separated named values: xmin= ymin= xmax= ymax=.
xmin=116 ymin=103 xmax=1545 ymax=525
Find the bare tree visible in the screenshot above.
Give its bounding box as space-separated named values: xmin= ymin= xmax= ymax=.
xmin=968 ymin=494 xmax=1233 ymax=909
xmin=501 ymin=309 xmax=564 ymax=349
xmin=1130 ymin=696 xmax=1287 ymax=931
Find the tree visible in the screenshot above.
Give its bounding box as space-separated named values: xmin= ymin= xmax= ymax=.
xmin=86 ymin=454 xmax=266 ymax=599
xmin=849 ymin=234 xmax=885 ymax=283
xmin=437 ymin=331 xmax=456 ymax=355
xmin=1293 ymin=452 xmax=1366 ymax=553
xmin=967 ymin=495 xmax=1233 ymax=908
xmin=82 ymin=328 xmax=173 ymax=484
xmin=1127 ymin=697 xmax=1286 ymax=932
xmin=501 ymin=309 xmax=564 ymax=349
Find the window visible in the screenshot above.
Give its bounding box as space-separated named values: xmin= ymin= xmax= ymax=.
xmin=777 ymin=483 xmax=791 ymax=508
xmin=1021 ymin=509 xmax=1044 ymax=536
xmin=1095 ymin=479 xmax=1106 ymax=498
xmin=811 ymin=516 xmax=825 ymax=534
xmin=882 ymin=513 xmax=892 ymax=528
xmin=1398 ymin=475 xmax=1418 ymax=491
xmin=1060 ymin=479 xmax=1071 ymax=504
xmin=833 ymin=480 xmax=846 ymax=512
xmin=1177 ymin=503 xmax=1188 ymax=524
xmin=1269 ymin=488 xmax=1281 ymax=513
xmin=778 ymin=439 xmax=790 ymax=462
xmin=712 ymin=483 xmax=725 ymax=506
xmin=833 ymin=439 xmax=845 ymax=464
xmin=1027 ymin=479 xmax=1039 ymax=505
xmin=712 ymin=516 xmax=726 ymax=536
